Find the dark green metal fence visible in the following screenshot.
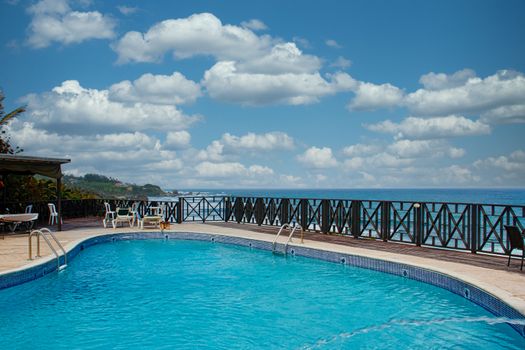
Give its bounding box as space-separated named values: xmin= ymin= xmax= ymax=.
xmin=5 ymin=196 xmax=524 ymax=256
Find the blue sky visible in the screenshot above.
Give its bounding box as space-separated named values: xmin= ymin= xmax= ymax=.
xmin=1 ymin=0 xmax=524 ymax=189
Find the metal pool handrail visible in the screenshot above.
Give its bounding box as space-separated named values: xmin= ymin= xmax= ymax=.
xmin=273 ymin=223 xmax=304 ymax=255
xmin=284 ymin=224 xmax=304 ymax=253
xmin=29 ymin=228 xmax=67 ymax=271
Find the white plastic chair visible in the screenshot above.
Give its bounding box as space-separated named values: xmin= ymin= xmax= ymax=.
xmin=48 ymin=203 xmax=62 ymax=225
xmin=139 ymin=206 xmax=163 ymax=229
xmin=103 ymin=202 xmax=115 ymax=228
xmin=112 ymin=207 xmax=134 ymax=229
xmin=25 ymin=204 xmax=33 ymax=213
xmin=130 ymin=201 xmax=140 ymax=227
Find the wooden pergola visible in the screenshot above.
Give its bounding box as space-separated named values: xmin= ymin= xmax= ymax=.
xmin=0 ymin=154 xmax=71 ymax=231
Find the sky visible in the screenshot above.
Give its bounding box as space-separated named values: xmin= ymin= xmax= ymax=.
xmin=0 ymin=0 xmax=524 ymax=190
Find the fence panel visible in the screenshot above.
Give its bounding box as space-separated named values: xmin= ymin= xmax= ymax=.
xmin=4 ymin=196 xmax=525 ymax=257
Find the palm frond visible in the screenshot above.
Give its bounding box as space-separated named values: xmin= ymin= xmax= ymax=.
xmin=0 ymin=106 xmax=26 ymax=125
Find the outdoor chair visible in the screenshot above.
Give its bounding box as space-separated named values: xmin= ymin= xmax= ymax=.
xmin=47 ymin=203 xmax=62 ymax=225
xmin=130 ymin=201 xmax=140 ymax=227
xmin=504 ymin=225 xmax=525 ymax=271
xmin=22 ymin=204 xmax=35 ymax=230
xmin=112 ymin=207 xmax=134 ymax=229
xmin=103 ymin=202 xmax=115 ymax=228
xmin=139 ymin=206 xmax=163 ymax=229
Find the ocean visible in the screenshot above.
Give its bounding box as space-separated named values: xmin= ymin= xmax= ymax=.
xmin=155 ymin=188 xmax=525 ymax=206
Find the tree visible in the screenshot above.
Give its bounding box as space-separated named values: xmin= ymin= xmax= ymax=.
xmin=0 ymin=90 xmax=26 ymax=154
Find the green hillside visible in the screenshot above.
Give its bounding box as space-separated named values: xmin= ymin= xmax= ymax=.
xmin=63 ymin=174 xmax=172 ymax=199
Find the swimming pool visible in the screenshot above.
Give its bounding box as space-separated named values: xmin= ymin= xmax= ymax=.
xmin=1 ymin=238 xmax=524 ymax=349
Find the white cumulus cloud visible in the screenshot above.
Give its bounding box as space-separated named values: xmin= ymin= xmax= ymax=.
xmin=419 ymin=69 xmax=476 ymax=90
xmin=348 ymin=81 xmax=405 ymax=111
xmin=342 ymin=143 xmax=381 ymax=157
xmin=474 ymin=150 xmax=525 ymax=173
xmin=117 ymin=5 xmax=138 ymax=15
xmin=27 ymin=0 xmax=115 ymax=48
xmin=165 ymin=131 xmax=191 ymax=149
xmin=240 ymin=19 xmax=268 ymax=31
xmin=388 ymin=139 xmax=465 ymax=159
xmin=236 ymin=42 xmax=321 ymax=74
xmin=113 ymin=12 xmax=274 ymax=64
xmin=325 ymin=39 xmax=342 ymax=48
xmin=196 ymin=131 xmax=294 ymax=161
xmin=221 ymin=131 xmax=294 ymax=151
xmin=108 ymin=72 xmax=202 ymax=105
xmin=195 ymin=161 xmax=273 ymax=178
xmin=112 ymin=12 xmax=361 ymax=106
xmin=297 ymin=147 xmax=338 ymax=168
xmin=7 ymin=120 xmax=186 ymax=187
xmin=480 ymin=104 xmax=525 ymax=124
xmin=346 ymin=69 xmax=525 ymax=125
xmin=21 ymin=80 xmax=199 ymax=134
xmin=330 ymin=56 xmax=352 ymax=69
xmin=203 ymin=61 xmax=356 ymax=105
xmin=406 ymin=70 xmax=525 ymax=117
xmin=365 ymin=115 xmax=491 ymax=139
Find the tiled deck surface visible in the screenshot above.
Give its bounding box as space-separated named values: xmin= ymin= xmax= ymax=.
xmin=210 ymin=222 xmax=524 ymax=273
xmin=1 ymin=217 xmax=525 ymax=315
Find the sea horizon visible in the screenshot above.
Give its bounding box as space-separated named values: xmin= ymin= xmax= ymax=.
xmin=154 ymin=187 xmax=525 ymax=206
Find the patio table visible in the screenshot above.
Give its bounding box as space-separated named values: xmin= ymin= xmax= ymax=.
xmin=0 ymin=213 xmax=39 ymax=236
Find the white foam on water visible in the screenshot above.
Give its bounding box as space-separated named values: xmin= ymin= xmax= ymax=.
xmin=299 ymin=316 xmax=525 ymax=350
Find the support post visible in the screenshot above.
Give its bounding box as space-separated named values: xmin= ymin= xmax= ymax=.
xmin=300 ymin=199 xmax=308 ymax=231
xmin=414 ymin=203 xmax=422 ymax=246
xmin=321 ymin=199 xmax=330 ymax=234
xmin=57 ymin=176 xmax=62 ymax=231
xmin=381 ymin=201 xmax=391 ymax=242
xmin=176 ymin=197 xmax=183 ymax=224
xmin=224 ymin=197 xmax=231 ymax=222
xmin=351 ymin=200 xmax=361 ymax=239
xmin=470 ymin=204 xmax=478 ymax=254
xmin=234 ymin=198 xmax=243 ymax=223
xmin=255 ymin=198 xmax=265 ymax=226
xmin=280 ymin=198 xmax=289 ymax=225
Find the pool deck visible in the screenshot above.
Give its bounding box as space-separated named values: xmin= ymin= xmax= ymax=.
xmin=1 ymin=217 xmax=525 ymax=316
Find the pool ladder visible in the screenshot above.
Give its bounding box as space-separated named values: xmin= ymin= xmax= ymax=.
xmin=28 ymin=228 xmax=67 ymax=271
xmin=272 ymin=223 xmax=304 ymax=255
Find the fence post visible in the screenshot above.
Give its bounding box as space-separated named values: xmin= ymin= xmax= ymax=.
xmin=381 ymin=201 xmax=390 ymax=242
xmin=351 ymin=200 xmax=361 ymax=238
xmin=224 ymin=197 xmax=231 ymax=222
xmin=234 ymin=198 xmax=243 ymax=223
xmin=176 ymin=197 xmax=183 ymax=224
xmin=300 ymin=199 xmax=308 ymax=230
xmin=470 ymin=204 xmax=478 ymax=254
xmin=414 ymin=203 xmax=422 ymax=246
xmin=255 ymin=198 xmax=264 ymax=226
xmin=321 ymin=199 xmax=330 ymax=234
xmin=280 ymin=198 xmax=289 ymax=225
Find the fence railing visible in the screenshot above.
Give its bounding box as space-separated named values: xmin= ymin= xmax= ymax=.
xmin=225 ymin=196 xmax=525 ymax=256
xmin=4 ymin=196 xmax=524 ymax=257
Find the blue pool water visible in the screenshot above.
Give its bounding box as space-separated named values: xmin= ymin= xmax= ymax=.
xmin=1 ymin=240 xmax=524 ymax=349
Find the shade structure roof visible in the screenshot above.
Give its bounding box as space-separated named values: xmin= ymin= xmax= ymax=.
xmin=0 ymin=154 xmax=71 ymax=179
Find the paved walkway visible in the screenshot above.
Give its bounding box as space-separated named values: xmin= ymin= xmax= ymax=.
xmin=1 ymin=217 xmax=525 ymax=316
